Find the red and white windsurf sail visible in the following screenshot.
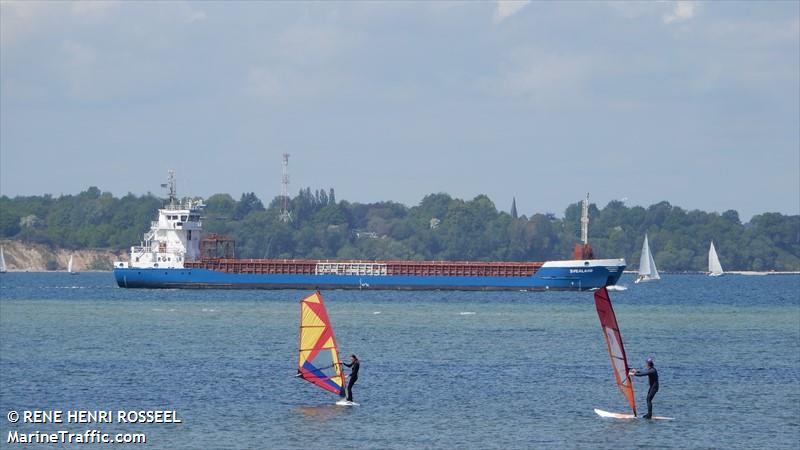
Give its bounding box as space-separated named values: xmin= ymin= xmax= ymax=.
xmin=594 ymin=287 xmax=637 ymax=416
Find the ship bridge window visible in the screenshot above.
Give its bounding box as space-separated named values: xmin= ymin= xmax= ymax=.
xmin=176 ymin=222 xmax=183 ymax=227
xmin=181 ymin=215 xmax=187 ymax=221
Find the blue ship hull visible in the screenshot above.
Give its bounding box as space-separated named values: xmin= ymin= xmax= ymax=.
xmin=113 ymin=262 xmax=625 ymax=291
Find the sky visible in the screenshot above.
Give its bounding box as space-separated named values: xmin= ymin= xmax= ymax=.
xmin=1 ymin=1 xmax=798 ymax=221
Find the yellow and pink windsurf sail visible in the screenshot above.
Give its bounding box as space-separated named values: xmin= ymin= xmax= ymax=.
xmin=297 ymin=291 xmax=345 ymax=397
xmin=594 ymin=287 xmax=637 ymax=416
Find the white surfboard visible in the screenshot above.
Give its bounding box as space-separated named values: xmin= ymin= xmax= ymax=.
xmin=336 ymin=399 xmax=359 ymax=406
xmin=594 ymin=408 xmax=673 ymax=420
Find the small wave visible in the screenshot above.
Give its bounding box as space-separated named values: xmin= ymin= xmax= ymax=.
xmin=373 ymin=311 xmax=381 ymax=315
xmin=607 ymin=285 xmax=628 ymax=291
xmin=459 ymin=311 xmax=476 ymax=315
xmin=201 ymin=308 xmax=216 ymax=312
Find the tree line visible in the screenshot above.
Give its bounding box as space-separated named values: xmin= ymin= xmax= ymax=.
xmin=1 ymin=187 xmax=797 ymax=271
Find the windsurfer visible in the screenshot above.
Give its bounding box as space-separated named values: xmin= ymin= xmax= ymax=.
xmin=630 ymin=357 xmax=659 ymax=419
xmin=342 ymin=354 xmax=359 ymax=402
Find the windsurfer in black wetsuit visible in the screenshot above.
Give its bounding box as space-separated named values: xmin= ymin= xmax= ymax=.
xmin=630 ymin=357 xmax=659 ymax=419
xmin=342 ymin=354 xmax=359 ymax=402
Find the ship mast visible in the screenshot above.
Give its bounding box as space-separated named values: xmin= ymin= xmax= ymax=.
xmin=573 ymin=192 xmax=594 ymax=260
xmin=162 ymin=170 xmax=177 ymax=208
xmin=581 ymin=192 xmax=589 ymax=245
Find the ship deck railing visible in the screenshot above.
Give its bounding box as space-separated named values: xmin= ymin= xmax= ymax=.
xmin=185 ymin=258 xmax=543 ymax=277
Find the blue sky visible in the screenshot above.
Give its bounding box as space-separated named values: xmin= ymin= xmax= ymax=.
xmin=1 ymin=1 xmax=798 ymax=220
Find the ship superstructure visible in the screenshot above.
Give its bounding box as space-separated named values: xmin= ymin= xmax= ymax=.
xmin=114 ymin=171 xmax=203 ymax=270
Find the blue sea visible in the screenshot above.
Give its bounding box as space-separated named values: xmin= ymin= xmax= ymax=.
xmin=1 ymin=273 xmax=798 ymax=449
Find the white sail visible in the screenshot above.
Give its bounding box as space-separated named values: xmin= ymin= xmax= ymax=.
xmin=0 ymin=246 xmax=6 ymax=273
xmin=635 ymin=234 xmax=660 ymax=283
xmin=708 ymin=241 xmax=724 ymax=276
xmin=68 ymin=255 xmax=74 ymax=274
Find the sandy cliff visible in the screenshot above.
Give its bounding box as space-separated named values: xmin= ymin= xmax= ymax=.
xmin=0 ymin=240 xmax=126 ymax=272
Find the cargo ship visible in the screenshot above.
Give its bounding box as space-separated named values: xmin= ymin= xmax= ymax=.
xmin=113 ymin=173 xmax=625 ymax=290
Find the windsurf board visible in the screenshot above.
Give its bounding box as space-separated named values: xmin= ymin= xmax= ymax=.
xmin=594 ymin=408 xmax=673 ymax=420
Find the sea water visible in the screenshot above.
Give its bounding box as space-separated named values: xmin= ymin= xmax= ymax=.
xmin=1 ymin=273 xmax=798 ymax=449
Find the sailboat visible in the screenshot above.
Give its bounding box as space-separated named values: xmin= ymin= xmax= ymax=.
xmin=0 ymin=246 xmax=6 ymax=273
xmin=635 ymin=234 xmax=660 ymax=283
xmin=296 ymin=291 xmax=349 ymax=404
xmin=593 ymin=287 xmax=637 ymax=418
xmin=708 ymin=241 xmax=724 ymax=277
xmin=68 ymin=255 xmax=78 ymax=275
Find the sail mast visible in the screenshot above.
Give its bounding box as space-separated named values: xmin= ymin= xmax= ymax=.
xmin=708 ymin=242 xmax=724 ymax=276
xmin=594 ymin=287 xmax=637 ymax=416
xmin=638 ymin=235 xmax=651 ymax=276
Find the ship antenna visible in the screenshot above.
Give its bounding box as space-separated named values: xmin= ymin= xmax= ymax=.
xmin=161 ymin=170 xmax=177 ymax=207
xmin=280 ymin=153 xmax=292 ymax=222
xmin=580 ymin=192 xmax=589 ymax=245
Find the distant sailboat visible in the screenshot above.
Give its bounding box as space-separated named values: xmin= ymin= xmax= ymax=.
xmin=708 ymin=242 xmax=724 ymax=277
xmin=0 ymin=246 xmax=6 ymax=273
xmin=635 ymin=234 xmax=660 ymax=284
xmin=68 ymin=255 xmax=78 ymax=275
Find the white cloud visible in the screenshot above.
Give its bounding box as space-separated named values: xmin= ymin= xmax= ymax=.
xmin=663 ymin=1 xmax=696 ymax=24
xmin=494 ymin=0 xmax=530 ymax=24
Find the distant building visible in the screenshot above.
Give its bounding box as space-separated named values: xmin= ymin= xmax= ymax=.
xmin=355 ymin=231 xmax=379 ymax=239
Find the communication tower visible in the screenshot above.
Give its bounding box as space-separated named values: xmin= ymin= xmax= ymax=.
xmin=280 ymin=153 xmax=292 ymax=222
